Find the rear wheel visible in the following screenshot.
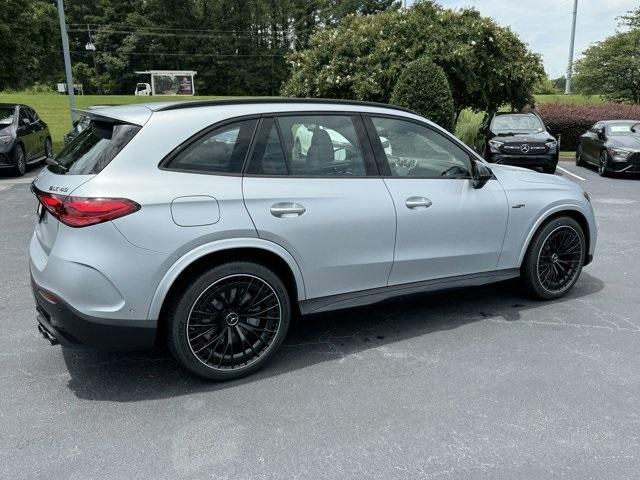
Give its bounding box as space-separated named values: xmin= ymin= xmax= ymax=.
xmin=11 ymin=144 xmax=26 ymax=176
xmin=598 ymin=150 xmax=610 ymax=177
xmin=575 ymin=144 xmax=584 ymax=166
xmin=167 ymin=262 xmax=291 ymax=380
xmin=521 ymin=216 xmax=586 ymax=300
xmin=44 ymin=137 xmax=53 ymax=160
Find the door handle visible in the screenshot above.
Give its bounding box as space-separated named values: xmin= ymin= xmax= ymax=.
xmin=405 ymin=196 xmax=432 ymax=210
xmin=270 ymin=202 xmax=306 ymax=218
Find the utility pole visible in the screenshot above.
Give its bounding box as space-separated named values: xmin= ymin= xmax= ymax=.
xmin=56 ymin=0 xmax=75 ymax=124
xmin=564 ymin=0 xmax=578 ymax=95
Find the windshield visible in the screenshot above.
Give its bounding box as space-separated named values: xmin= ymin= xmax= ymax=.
xmin=490 ymin=114 xmax=544 ymax=134
xmin=0 ymin=107 xmax=15 ymax=126
xmin=607 ymin=122 xmax=640 ymax=136
xmin=50 ymin=120 xmax=141 ymax=175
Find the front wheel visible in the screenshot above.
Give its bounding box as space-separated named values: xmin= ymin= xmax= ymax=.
xmin=521 ymin=216 xmax=586 ymax=300
xmin=167 ymin=262 xmax=291 ymax=380
xmin=11 ymin=144 xmax=26 ymax=177
xmin=598 ymin=150 xmax=610 ymax=177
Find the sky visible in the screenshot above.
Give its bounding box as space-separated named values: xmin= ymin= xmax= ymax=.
xmin=406 ymin=0 xmax=637 ymax=78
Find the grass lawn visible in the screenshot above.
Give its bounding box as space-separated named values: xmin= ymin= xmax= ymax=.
xmin=0 ymin=94 xmax=232 ymax=153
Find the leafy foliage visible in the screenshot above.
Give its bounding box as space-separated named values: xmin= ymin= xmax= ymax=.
xmin=1 ymin=0 xmax=399 ymax=95
xmin=573 ymin=8 xmax=640 ymax=103
xmin=535 ymin=102 xmax=640 ymax=150
xmin=282 ymin=1 xmax=544 ymax=115
xmin=390 ymin=57 xmax=455 ymax=131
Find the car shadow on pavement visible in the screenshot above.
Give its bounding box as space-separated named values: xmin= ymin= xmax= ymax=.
xmin=62 ymin=272 xmax=604 ymax=402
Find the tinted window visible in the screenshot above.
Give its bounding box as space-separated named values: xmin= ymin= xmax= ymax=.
xmin=246 ymin=118 xmax=288 ymax=175
xmin=0 ymin=107 xmax=14 ymax=126
xmin=167 ymin=120 xmax=257 ymax=174
xmin=277 ymin=115 xmax=366 ymax=176
xmin=490 ymin=114 xmax=544 ymax=134
xmin=18 ymin=108 xmax=31 ymax=125
xmin=608 ymin=122 xmax=640 ymax=136
xmin=50 ymin=121 xmax=141 ymax=175
xmin=371 ymin=117 xmax=472 ymax=179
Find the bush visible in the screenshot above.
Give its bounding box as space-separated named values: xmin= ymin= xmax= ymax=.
xmin=534 ymin=103 xmax=640 ymax=150
xmin=390 ymin=57 xmax=455 ymax=131
xmin=455 ymin=109 xmax=485 ymax=151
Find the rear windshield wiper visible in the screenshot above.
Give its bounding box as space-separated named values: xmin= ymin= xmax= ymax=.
xmin=45 ymin=157 xmax=69 ymax=173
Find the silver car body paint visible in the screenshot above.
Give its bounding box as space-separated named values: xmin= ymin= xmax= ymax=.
xmin=29 ymin=101 xmax=597 ymax=336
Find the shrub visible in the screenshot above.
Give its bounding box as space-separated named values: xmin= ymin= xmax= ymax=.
xmin=390 ymin=57 xmax=455 ymax=131
xmin=455 ymin=109 xmax=485 ymax=151
xmin=534 ymin=102 xmax=640 ymax=150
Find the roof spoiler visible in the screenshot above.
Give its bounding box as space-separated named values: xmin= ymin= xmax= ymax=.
xmin=72 ymin=105 xmax=152 ymax=127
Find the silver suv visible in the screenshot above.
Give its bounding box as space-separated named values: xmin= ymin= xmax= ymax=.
xmin=30 ymin=100 xmax=597 ymax=380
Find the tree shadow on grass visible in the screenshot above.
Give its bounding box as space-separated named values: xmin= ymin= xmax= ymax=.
xmin=62 ymin=272 xmax=604 ymax=402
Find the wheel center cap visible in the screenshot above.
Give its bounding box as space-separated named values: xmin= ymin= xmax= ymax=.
xmin=225 ymin=312 xmax=239 ymax=326
xmin=551 ymin=253 xmax=559 ymax=264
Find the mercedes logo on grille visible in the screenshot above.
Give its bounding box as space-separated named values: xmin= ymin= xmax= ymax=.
xmin=520 ymin=144 xmax=531 ymax=153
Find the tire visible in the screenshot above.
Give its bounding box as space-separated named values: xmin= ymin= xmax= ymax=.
xmin=44 ymin=137 xmax=53 ymax=160
xmin=598 ymin=150 xmax=610 ymax=177
xmin=543 ymin=165 xmax=556 ymax=174
xmin=167 ymin=261 xmax=291 ymax=381
xmin=11 ymin=144 xmax=26 ymax=177
xmin=575 ymin=144 xmax=584 ymax=166
xmin=521 ymin=216 xmax=586 ymax=300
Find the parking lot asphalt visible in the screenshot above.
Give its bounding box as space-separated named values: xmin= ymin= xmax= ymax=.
xmin=1 ymin=162 xmax=639 ymax=479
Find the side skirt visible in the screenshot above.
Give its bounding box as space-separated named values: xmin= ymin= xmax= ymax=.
xmin=299 ymin=269 xmax=521 ymax=315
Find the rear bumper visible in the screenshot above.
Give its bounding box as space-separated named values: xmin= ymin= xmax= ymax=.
xmin=487 ymin=153 xmax=558 ymax=169
xmin=32 ymin=276 xmax=157 ymax=350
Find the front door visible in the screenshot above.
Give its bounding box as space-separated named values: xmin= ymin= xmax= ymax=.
xmin=243 ymin=114 xmax=397 ymax=299
xmin=17 ymin=107 xmax=36 ymax=159
xmin=365 ymin=115 xmax=509 ymax=286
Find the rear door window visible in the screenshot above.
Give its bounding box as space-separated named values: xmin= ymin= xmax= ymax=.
xmin=50 ymin=120 xmax=141 ymax=175
xmin=165 ymin=120 xmax=257 ymax=174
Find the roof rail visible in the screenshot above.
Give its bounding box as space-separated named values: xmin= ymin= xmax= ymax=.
xmin=155 ymin=97 xmax=418 ymax=115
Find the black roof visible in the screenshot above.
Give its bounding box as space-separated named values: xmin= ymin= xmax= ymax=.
xmin=155 ymin=97 xmax=418 ymax=115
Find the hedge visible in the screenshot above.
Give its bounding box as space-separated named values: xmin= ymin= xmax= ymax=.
xmin=390 ymin=57 xmax=455 ymax=131
xmin=534 ymin=102 xmax=640 ymax=150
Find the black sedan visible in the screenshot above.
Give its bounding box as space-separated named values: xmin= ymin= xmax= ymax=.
xmin=576 ymin=120 xmax=640 ymax=177
xmin=0 ymin=104 xmax=53 ymax=176
xmin=482 ymin=112 xmax=559 ymax=174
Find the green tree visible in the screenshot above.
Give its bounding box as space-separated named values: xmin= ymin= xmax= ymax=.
xmin=573 ymin=10 xmax=640 ymax=103
xmin=281 ymin=1 xmax=544 ymax=117
xmin=390 ymin=57 xmax=455 ymax=130
xmin=0 ymin=0 xmax=61 ymax=91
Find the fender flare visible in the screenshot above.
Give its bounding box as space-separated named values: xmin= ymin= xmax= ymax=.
xmin=147 ymin=238 xmax=306 ymax=320
xmin=516 ymin=202 xmax=592 ymax=266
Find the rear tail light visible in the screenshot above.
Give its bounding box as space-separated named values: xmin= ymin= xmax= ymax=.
xmin=32 ymin=187 xmax=140 ymax=228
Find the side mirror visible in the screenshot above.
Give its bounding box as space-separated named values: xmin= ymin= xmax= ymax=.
xmin=472 ymin=161 xmax=493 ymax=189
xmin=21 ymin=117 xmax=30 ymax=126
xmin=596 ymin=127 xmax=605 ymax=139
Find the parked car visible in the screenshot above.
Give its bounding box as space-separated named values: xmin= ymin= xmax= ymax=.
xmin=0 ymin=104 xmax=52 ymax=176
xmin=576 ymin=120 xmax=640 ymax=176
xmin=30 ymin=99 xmax=596 ymax=380
xmin=63 ymin=105 xmax=113 ymax=145
xmin=482 ymin=112 xmax=559 ymax=174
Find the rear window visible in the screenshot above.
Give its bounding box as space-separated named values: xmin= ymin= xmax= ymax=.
xmin=49 ymin=120 xmax=141 ymax=175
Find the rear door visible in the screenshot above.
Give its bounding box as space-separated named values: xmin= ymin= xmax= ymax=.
xmin=365 ymin=115 xmax=509 ymax=285
xmin=242 ymin=114 xmax=397 ymax=299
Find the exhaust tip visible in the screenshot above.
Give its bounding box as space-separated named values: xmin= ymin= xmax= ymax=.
xmin=37 ymin=323 xmax=59 ymax=346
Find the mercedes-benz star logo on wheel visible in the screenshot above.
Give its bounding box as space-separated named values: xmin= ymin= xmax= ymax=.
xmin=520 ymin=144 xmax=530 ymax=153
